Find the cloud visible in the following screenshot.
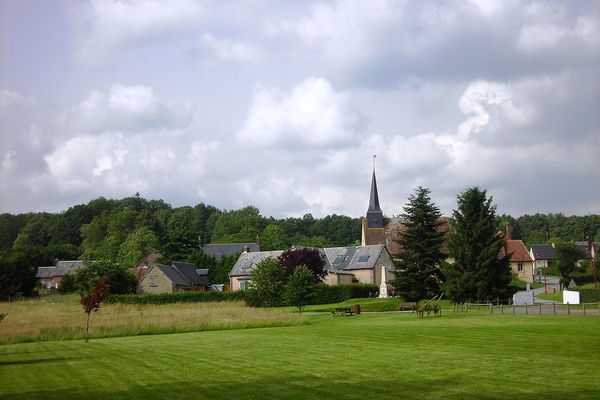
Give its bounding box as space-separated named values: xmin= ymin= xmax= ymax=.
xmin=64 ymin=84 xmax=192 ymax=133
xmin=237 ymin=77 xmax=365 ymax=147
xmin=0 ymin=90 xmax=36 ymax=109
xmin=199 ymin=33 xmax=260 ymax=62
xmin=75 ymin=0 xmax=204 ymax=64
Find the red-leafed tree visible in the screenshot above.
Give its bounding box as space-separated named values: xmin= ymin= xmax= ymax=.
xmin=277 ymin=247 xmax=326 ymax=281
xmin=80 ymin=278 xmax=109 ymax=342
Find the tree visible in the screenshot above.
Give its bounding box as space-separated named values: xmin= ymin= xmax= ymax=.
xmin=117 ymin=227 xmax=159 ymax=268
xmin=0 ymin=251 xmax=37 ymax=299
xmin=443 ymin=187 xmax=513 ymax=302
xmin=284 ymin=265 xmax=316 ymax=313
xmin=392 ymin=187 xmax=446 ymax=301
xmin=278 ymin=247 xmax=326 ymax=281
xmin=76 ymin=260 xmax=137 ymax=295
xmin=248 ymin=257 xmax=286 ymax=307
xmin=260 ymin=224 xmax=288 ymax=251
xmin=554 ymin=243 xmax=584 ymax=289
xmin=80 ymin=278 xmax=109 ymax=342
xmin=58 ymin=272 xmax=78 ymax=294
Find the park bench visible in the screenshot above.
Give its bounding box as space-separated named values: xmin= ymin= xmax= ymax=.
xmin=399 ymin=302 xmax=417 ymax=311
xmin=332 ymin=307 xmax=354 ymax=317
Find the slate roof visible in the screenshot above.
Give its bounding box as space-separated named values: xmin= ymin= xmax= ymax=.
xmin=575 ymin=242 xmax=593 ymax=259
xmin=230 ymin=245 xmax=389 ymax=277
xmin=156 ymin=264 xmax=191 ymax=286
xmin=530 ymin=244 xmax=556 ymax=260
xmin=230 ymin=250 xmax=285 ymax=277
xmin=36 ymin=266 xmax=56 ymax=279
xmin=55 ymin=260 xmax=84 ymax=276
xmin=201 ymin=243 xmax=260 ymax=260
xmin=171 ymin=262 xmax=206 ymax=285
xmin=499 ymin=240 xmax=532 ymax=262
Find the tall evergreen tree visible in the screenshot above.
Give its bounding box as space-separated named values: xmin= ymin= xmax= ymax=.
xmin=391 ymin=187 xmax=445 ymax=301
xmin=443 ymin=187 xmax=512 ymax=302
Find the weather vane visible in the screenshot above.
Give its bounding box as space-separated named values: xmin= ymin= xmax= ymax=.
xmin=373 ymin=154 xmax=377 ymax=171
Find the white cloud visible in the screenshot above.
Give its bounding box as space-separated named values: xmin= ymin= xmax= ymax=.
xmin=237 ymin=77 xmax=365 ymax=147
xmin=199 ymin=33 xmax=259 ymax=61
xmin=517 ymin=16 xmax=600 ymax=51
xmin=64 ymin=84 xmax=192 ymax=133
xmin=75 ymin=0 xmax=204 ymax=63
xmin=0 ymin=90 xmax=36 ymax=108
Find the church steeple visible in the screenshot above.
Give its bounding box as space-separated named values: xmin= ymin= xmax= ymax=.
xmin=366 ymin=157 xmax=384 ymax=228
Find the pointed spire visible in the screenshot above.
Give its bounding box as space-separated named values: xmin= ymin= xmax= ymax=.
xmin=368 ymin=168 xmax=381 ymax=212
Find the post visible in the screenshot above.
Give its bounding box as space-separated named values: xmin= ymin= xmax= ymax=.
xmin=593 ymin=259 xmax=598 ymax=289
xmin=489 ymin=303 xmax=493 ymax=314
xmin=501 ymin=304 xmax=504 ymax=314
xmin=567 ymin=302 xmax=570 ymax=316
xmin=583 ymin=302 xmax=586 ymax=316
xmin=525 ymin=303 xmax=528 ymax=315
xmin=539 ymin=304 xmax=542 ymax=315
xmin=553 ymin=302 xmax=556 ymax=315
xmin=544 ymin=266 xmax=548 ymax=294
xmin=512 ymin=303 xmax=515 ymax=314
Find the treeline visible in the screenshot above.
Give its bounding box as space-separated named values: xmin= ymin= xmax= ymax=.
xmin=498 ymin=213 xmax=600 ymax=246
xmin=0 ymin=195 xmax=361 ymax=296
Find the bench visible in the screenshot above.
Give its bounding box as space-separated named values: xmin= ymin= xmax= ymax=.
xmin=399 ymin=302 xmax=417 ymax=311
xmin=332 ymin=307 xmax=354 ymax=317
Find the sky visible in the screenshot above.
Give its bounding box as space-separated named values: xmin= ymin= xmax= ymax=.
xmin=1 ymin=0 xmax=599 ymax=219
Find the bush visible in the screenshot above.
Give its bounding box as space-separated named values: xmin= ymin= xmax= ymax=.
xmin=104 ymin=291 xmax=247 ymax=305
xmin=569 ymin=272 xmax=596 ymax=286
xmin=579 ymin=289 xmax=600 ymax=303
xmin=312 ymin=283 xmax=378 ymax=305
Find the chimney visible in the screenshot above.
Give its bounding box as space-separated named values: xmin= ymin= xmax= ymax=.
xmin=505 ymin=223 xmax=511 ymax=240
xmin=243 ymin=245 xmax=250 ymax=253
xmin=255 ymin=234 xmax=260 ymax=247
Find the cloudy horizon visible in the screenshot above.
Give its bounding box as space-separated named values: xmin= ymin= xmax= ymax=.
xmin=1 ymin=0 xmax=599 ymax=218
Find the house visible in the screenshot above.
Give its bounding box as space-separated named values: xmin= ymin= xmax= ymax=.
xmin=137 ymin=262 xmax=208 ymax=294
xmin=229 ymin=245 xmax=394 ymax=291
xmin=35 ymin=260 xmax=85 ymax=290
xmin=201 ymin=242 xmax=260 ymax=261
xmin=499 ymin=225 xmax=534 ymax=282
xmin=530 ymin=244 xmax=555 ymax=282
xmin=361 ymin=167 xmax=449 ymax=256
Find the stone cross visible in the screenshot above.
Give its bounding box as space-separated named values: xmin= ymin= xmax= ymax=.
xmin=378 ymin=265 xmax=388 ymax=298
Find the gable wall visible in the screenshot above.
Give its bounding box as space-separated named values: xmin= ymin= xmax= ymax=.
xmin=138 ymin=267 xmax=175 ymax=294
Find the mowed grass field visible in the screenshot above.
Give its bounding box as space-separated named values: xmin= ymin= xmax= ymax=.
xmin=1 ymin=307 xmax=600 ymax=399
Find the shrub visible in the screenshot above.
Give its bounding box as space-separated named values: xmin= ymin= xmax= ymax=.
xmin=104 ymin=291 xmax=247 ymax=305
xmin=312 ymin=283 xmax=378 ymax=305
xmin=569 ymin=272 xmax=596 ymax=286
xmin=579 ymin=289 xmax=600 ymax=303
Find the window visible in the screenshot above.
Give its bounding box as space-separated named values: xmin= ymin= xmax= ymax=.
xmin=149 ymin=276 xmax=157 ymax=287
xmin=357 ymin=255 xmax=370 ymax=262
xmin=517 ymin=263 xmax=523 ymax=272
xmin=240 ymin=280 xmax=250 ymax=290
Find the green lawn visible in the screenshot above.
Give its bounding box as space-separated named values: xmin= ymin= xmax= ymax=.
xmin=1 ymin=312 xmax=600 ymax=399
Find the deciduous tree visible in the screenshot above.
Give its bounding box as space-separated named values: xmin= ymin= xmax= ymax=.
xmin=278 ymin=247 xmax=326 ymax=281
xmin=248 ymin=257 xmax=286 ymax=307
xmin=284 ymin=265 xmax=316 ymax=313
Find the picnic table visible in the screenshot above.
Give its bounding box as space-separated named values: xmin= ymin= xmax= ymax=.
xmin=331 ymin=307 xmax=354 ymax=317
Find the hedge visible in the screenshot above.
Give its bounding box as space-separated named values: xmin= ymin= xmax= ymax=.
xmin=104 ymin=291 xmax=247 ymax=305
xmin=569 ymin=272 xmax=596 ymax=286
xmin=579 ymin=289 xmax=600 ymax=303
xmin=312 ymin=283 xmax=379 ymax=305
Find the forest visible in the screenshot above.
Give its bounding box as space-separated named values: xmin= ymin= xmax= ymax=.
xmin=1 ymin=194 xmax=599 ymax=298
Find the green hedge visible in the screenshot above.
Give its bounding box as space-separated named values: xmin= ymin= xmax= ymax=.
xmin=569 ymin=272 xmax=596 ymax=286
xmin=312 ymin=283 xmax=378 ymax=305
xmin=104 ymin=291 xmax=247 ymax=305
xmin=579 ymin=289 xmax=600 ymax=303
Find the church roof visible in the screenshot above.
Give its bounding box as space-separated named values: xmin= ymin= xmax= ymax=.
xmin=368 ymin=169 xmax=382 ymax=212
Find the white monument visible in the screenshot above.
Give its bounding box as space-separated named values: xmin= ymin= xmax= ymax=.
xmin=379 ymin=266 xmax=388 ymax=298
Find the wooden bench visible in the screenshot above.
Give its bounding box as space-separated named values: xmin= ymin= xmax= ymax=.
xmin=332 ymin=307 xmax=354 ymax=317
xmin=399 ymin=302 xmax=417 ymax=311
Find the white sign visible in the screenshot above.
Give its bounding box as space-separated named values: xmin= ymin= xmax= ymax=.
xmin=563 ymin=290 xmax=580 ymax=305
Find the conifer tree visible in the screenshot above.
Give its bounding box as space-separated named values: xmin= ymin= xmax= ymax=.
xmin=443 ymin=187 xmax=512 ymax=302
xmin=392 ymin=187 xmax=445 ymax=301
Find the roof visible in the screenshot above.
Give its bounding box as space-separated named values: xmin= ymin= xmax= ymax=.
xmin=55 ymin=260 xmax=84 ymax=276
xmin=36 ymin=266 xmax=55 ymax=279
xmin=499 ymin=240 xmax=532 ymax=262
xmin=230 ymin=245 xmax=389 ymax=277
xmin=230 ymin=250 xmax=285 ymax=277
xmin=171 ymin=262 xmax=206 ymax=285
xmin=368 ymin=169 xmax=382 ymax=212
xmin=575 ymin=242 xmax=593 ymax=259
xmin=530 ymin=244 xmax=556 ymax=260
xmin=201 ymin=243 xmax=260 ymax=260
xmin=156 ymin=264 xmax=191 ymax=286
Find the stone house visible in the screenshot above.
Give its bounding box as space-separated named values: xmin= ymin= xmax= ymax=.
xmin=229 ymin=244 xmax=394 ymax=291
xmin=137 ymin=262 xmax=208 ymax=294
xmin=35 ymin=260 xmax=85 ymax=290
xmin=499 ymin=226 xmax=534 ymax=282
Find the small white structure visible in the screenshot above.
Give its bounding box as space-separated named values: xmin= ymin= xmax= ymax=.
xmin=563 ymin=290 xmax=580 ymax=305
xmin=378 ymin=265 xmax=388 ymax=298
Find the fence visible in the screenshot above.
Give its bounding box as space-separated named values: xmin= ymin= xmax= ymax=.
xmin=453 ymin=302 xmax=600 ymax=316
